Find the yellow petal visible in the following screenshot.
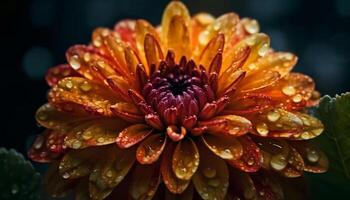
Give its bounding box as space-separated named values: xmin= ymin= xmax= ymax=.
xmin=167 ymin=15 xmax=191 ymax=61
xmin=172 ymin=138 xmax=199 ymax=180
xmin=201 ymin=134 xmax=243 ymax=160
xmin=136 ymin=134 xmax=167 ymax=164
xmin=199 ymin=34 xmax=225 ymax=71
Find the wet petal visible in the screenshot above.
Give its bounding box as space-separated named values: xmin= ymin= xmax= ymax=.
xmin=144 ymin=34 xmax=164 ymax=71
xmin=250 ymin=109 xmax=304 ymax=138
xmin=28 ymin=130 xmax=65 ymax=163
xmin=110 ymin=102 xmax=144 ymax=123
xmin=291 ymin=112 xmax=324 ymax=140
xmin=255 ymin=138 xmax=305 ymax=177
xmin=161 ymin=1 xmax=191 ymax=49
xmin=167 ymin=15 xmax=191 ymax=61
xmin=191 ymin=13 xmax=215 ymax=57
xmin=48 ymin=77 xmax=117 ymax=116
xmin=116 ymin=124 xmax=153 ymax=148
xmin=198 ymin=115 xmax=252 ymax=137
xmin=201 ymin=134 xmax=243 ymax=160
xmin=136 ymin=134 xmax=167 ymax=164
xmin=197 ymin=13 xmax=239 ymax=51
xmin=227 ymin=136 xmax=262 ymax=172
xmin=192 ymin=144 xmax=229 ymax=200
xmin=289 ymin=141 xmax=328 ymax=173
xmin=65 ymin=118 xmax=127 ymax=149
xmin=165 ymin=183 xmax=193 ymax=200
xmin=161 ymin=142 xmax=190 ymax=194
xmin=172 ymin=138 xmax=199 ymax=180
xmin=89 ymin=146 xmax=135 ymax=199
xmin=250 ymin=171 xmax=284 ymax=200
xmin=255 ymin=73 xmax=315 ymax=110
xmin=224 ymin=93 xmax=272 ymax=115
xmin=199 ymin=34 xmax=225 ymax=71
xmin=44 ymin=162 xmax=77 ymax=198
xmin=217 ymin=69 xmax=245 ymax=97
xmin=129 ymin=163 xmax=161 ymax=200
xmin=59 ymin=147 xmax=101 ymax=179
xmin=220 ymin=45 xmax=250 ymax=77
xmin=46 ymin=64 xmax=81 ymax=86
xmin=244 ymin=52 xmax=297 ymax=78
xmin=228 ymin=168 xmax=258 ymax=200
xmin=237 ymin=69 xmax=280 ymax=93
xmin=114 ymin=20 xmax=137 ymax=50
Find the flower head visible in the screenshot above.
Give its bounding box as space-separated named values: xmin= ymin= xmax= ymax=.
xmin=29 ymin=1 xmax=328 ymax=199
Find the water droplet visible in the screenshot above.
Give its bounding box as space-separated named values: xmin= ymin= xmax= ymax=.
xmin=65 ymin=80 xmax=73 ymax=89
xmin=62 ymin=172 xmax=70 ymax=179
xmin=97 ymin=137 xmax=105 ymax=143
xmin=248 ymin=63 xmax=256 ymax=70
xmin=307 ymin=149 xmax=320 ymax=163
xmin=93 ymin=36 xmax=102 ymax=47
xmin=82 ymin=131 xmax=93 ymax=140
xmin=69 ymin=55 xmax=81 ymax=70
xmin=301 ymin=132 xmax=310 ymax=139
xmin=267 ymin=110 xmax=281 ymax=122
xmin=244 ymin=19 xmax=259 ymax=34
xmin=79 ymin=81 xmax=92 ymax=92
xmin=283 ymin=53 xmax=294 ymax=61
xmin=199 ymin=31 xmax=210 ymax=45
xmin=256 ymin=123 xmax=269 ymax=136
xmin=72 ymin=140 xmax=82 ymax=149
xmin=202 ymin=167 xmax=216 ymax=178
xmin=106 ymin=170 xmax=114 ymax=178
xmin=258 ymin=43 xmax=269 ymax=57
xmin=292 ymin=94 xmax=302 ymax=103
xmin=83 ymin=52 xmax=91 ymax=62
xmin=207 ymin=178 xmax=220 ymax=187
xmin=282 ymin=86 xmax=296 ymax=96
xmin=270 ymin=154 xmax=287 ymax=171
xmin=247 ymin=158 xmax=255 ymax=166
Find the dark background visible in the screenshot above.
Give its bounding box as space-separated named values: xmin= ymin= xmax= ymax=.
xmin=0 ymin=0 xmax=349 ymax=198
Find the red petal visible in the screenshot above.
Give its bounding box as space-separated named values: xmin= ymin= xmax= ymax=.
xmin=46 ymin=64 xmax=81 ymax=87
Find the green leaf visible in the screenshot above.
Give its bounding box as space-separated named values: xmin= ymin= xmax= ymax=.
xmin=315 ymin=93 xmax=350 ymax=184
xmin=0 ymin=148 xmax=43 ymax=200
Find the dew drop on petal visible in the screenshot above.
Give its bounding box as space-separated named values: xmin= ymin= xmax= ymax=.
xmin=202 ymin=167 xmax=217 ymax=178
xmin=79 ymin=81 xmax=92 ymax=92
xmin=258 ymin=43 xmax=269 ymax=57
xmin=292 ymin=94 xmax=303 ymax=103
xmin=307 ymin=149 xmax=320 ymax=163
xmin=69 ymin=55 xmax=81 ymax=70
xmin=282 ymin=86 xmax=296 ymax=96
xmin=72 ymin=140 xmax=82 ymax=149
xmin=62 ymin=172 xmax=70 ymax=179
xmin=256 ymin=123 xmax=269 ymax=136
xmin=270 ymin=154 xmax=287 ymax=171
xmin=207 ymin=178 xmax=220 ymax=187
xmin=267 ymin=110 xmax=281 ymax=122
xmin=199 ymin=31 xmax=210 ymax=46
xmin=65 ymin=80 xmax=73 ymax=89
xmin=244 ymin=19 xmax=259 ymax=34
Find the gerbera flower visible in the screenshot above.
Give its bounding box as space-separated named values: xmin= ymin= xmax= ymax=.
xmin=29 ymin=1 xmax=328 ymax=199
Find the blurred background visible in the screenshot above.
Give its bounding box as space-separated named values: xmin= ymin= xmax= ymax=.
xmin=0 ymin=0 xmax=349 ymax=195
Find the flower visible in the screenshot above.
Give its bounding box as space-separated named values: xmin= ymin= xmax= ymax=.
xmin=29 ymin=1 xmax=328 ymax=200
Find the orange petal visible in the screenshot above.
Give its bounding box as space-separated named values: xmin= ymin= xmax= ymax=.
xmin=250 ymin=109 xmax=304 ymax=138
xmin=224 ymin=93 xmax=272 ymax=115
xmin=144 ymin=34 xmax=164 ymax=72
xmin=64 ymin=118 xmax=126 ymax=149
xmin=198 ymin=115 xmax=252 ymax=137
xmin=28 ymin=130 xmax=65 ymax=163
xmin=197 ymin=13 xmax=239 ymax=51
xmin=217 ymin=69 xmax=246 ymax=97
xmin=44 ymin=162 xmax=77 ymax=198
xmin=255 ymin=138 xmax=305 ymax=177
xmin=255 ymin=73 xmax=315 ymax=110
xmin=289 ymin=141 xmax=328 ymax=173
xmin=114 ymin=20 xmax=137 ymax=50
xmin=227 ymin=136 xmax=262 ymax=172
xmin=192 ymin=144 xmax=229 ymax=200
xmin=58 ymin=147 xmax=98 ymax=179
xmin=110 ymin=102 xmax=144 ymax=123
xmin=237 ymin=69 xmax=280 ymax=93
xmin=46 ymin=64 xmax=81 ymax=87
xmin=161 ymin=1 xmax=191 ymax=48
xmin=244 ymin=52 xmax=297 ymax=78
xmin=199 ymin=34 xmax=225 ymax=71
xmin=129 ymin=163 xmax=161 ymax=200
xmin=116 ymin=124 xmax=153 ymax=148
xmin=136 ymin=134 xmax=167 ymax=164
xmin=172 ymin=138 xmax=199 ymax=180
xmin=48 ymin=77 xmax=118 ymax=116
xmin=66 ymin=45 xmax=122 ymax=82
xmin=167 ymin=15 xmax=191 ymax=61
xmin=191 ymin=13 xmax=215 ymax=57
xmin=89 ymin=146 xmax=135 ymax=199
xmin=161 ymin=142 xmax=190 ymax=194
xmin=201 ymin=134 xmax=243 ymax=160
xmin=291 ymin=112 xmax=324 ymax=140
xmin=220 ymin=45 xmax=250 ymax=76
xmin=165 ymin=183 xmax=193 ymax=200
